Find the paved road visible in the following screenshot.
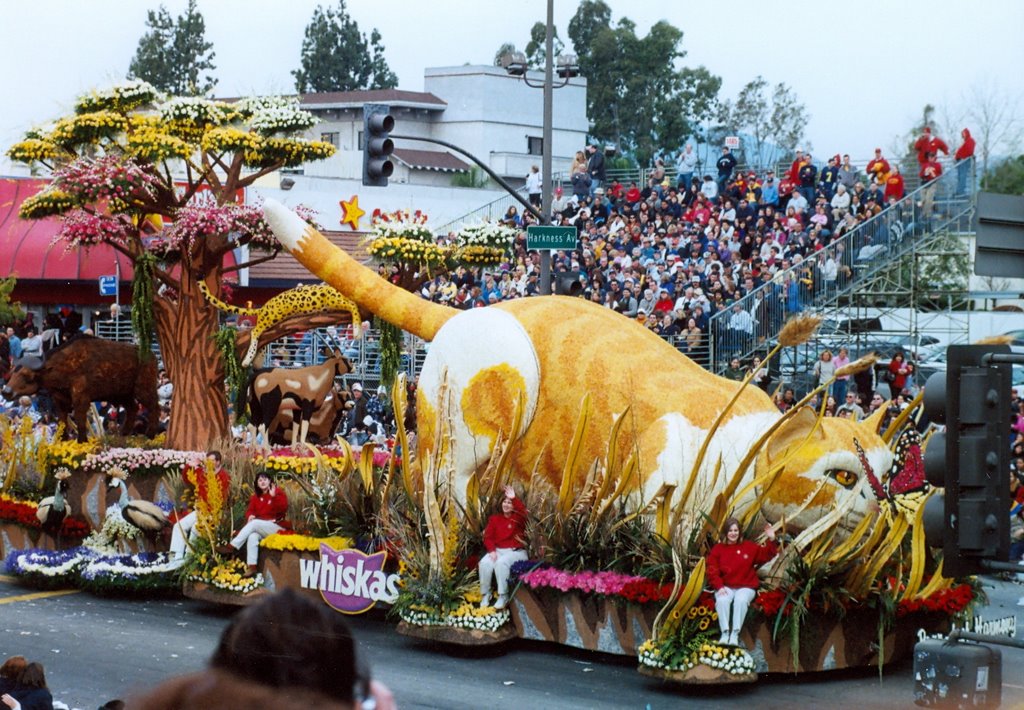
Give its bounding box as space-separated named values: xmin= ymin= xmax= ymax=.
xmin=1 ymin=573 xmax=1022 ymax=709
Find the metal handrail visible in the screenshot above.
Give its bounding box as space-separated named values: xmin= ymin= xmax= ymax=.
xmin=706 ymin=159 xmax=975 ymax=373
xmin=437 ymin=182 xmax=551 ymax=234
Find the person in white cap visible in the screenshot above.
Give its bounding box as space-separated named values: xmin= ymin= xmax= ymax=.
xmin=344 ymin=382 xmax=367 ymax=439
xmin=362 ymin=415 xmax=387 ymax=445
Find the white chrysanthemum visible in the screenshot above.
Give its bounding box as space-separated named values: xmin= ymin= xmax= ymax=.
xmin=456 ymin=222 xmax=519 ymax=249
xmin=159 ymin=97 xmax=229 ymax=125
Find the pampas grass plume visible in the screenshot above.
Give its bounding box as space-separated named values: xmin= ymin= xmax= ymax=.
xmin=777 ymin=314 xmax=822 ymax=348
xmin=834 ymin=353 xmax=878 ymax=379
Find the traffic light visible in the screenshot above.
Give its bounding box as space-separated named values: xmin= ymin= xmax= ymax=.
xmin=922 ymin=344 xmax=1011 ymax=577
xmin=362 ymin=104 xmax=394 ymax=187
xmin=553 ymin=271 xmax=583 ymax=296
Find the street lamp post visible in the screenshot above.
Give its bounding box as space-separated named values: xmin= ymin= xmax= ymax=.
xmin=501 ymin=0 xmax=578 ymax=295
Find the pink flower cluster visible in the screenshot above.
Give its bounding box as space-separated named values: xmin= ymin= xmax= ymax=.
xmin=55 ymin=156 xmax=160 ymax=206
xmin=57 ymin=210 xmax=132 ymax=248
xmin=81 ymin=447 xmax=205 ymax=477
xmin=521 ymin=567 xmax=648 ymax=596
xmin=163 ymin=203 xmax=277 ymax=252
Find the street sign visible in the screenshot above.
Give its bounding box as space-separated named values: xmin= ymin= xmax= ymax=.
xmin=98 ymin=275 xmax=117 ymax=296
xmin=526 ymin=225 xmax=577 ymax=251
xmin=724 ymin=136 xmax=740 ymax=149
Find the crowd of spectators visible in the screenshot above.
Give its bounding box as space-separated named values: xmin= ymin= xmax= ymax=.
xmin=417 ymin=129 xmax=974 ymax=378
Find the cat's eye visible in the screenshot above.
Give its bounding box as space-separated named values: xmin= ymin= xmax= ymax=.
xmin=827 ymin=469 xmax=858 ymax=488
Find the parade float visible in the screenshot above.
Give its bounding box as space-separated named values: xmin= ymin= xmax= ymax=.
xmin=0 ymin=80 xmax=978 ymax=686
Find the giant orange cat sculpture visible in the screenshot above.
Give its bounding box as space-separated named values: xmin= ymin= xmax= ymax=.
xmin=263 ymin=201 xmax=892 ymax=534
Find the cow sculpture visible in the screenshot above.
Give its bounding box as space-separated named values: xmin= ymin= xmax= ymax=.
xmin=265 ymin=382 xmax=352 ymax=446
xmin=2 ymin=336 xmax=159 ymax=442
xmin=247 ymin=350 xmax=352 ymax=447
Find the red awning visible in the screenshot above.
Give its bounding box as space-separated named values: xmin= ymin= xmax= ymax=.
xmin=0 ymin=177 xmax=238 ymax=285
xmin=0 ymin=177 xmax=138 ymax=281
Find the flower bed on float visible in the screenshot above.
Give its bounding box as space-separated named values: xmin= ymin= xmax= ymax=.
xmin=0 ymin=494 xmax=91 ymax=540
xmin=6 ymin=547 xmax=179 ymax=596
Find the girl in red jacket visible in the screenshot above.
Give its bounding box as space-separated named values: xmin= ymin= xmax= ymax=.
xmin=218 ymin=471 xmax=290 ymax=577
xmin=478 ymin=485 xmax=528 ymax=610
xmin=707 ymin=518 xmax=778 ymax=646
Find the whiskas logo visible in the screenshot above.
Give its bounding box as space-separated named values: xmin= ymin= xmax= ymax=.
xmin=299 ymin=544 xmax=400 ymax=614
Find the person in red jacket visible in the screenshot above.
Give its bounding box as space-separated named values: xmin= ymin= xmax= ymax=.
xmin=914 ymin=126 xmax=949 ymax=166
xmin=707 ymin=517 xmax=778 ymax=646
xmin=218 ymin=471 xmax=290 ymax=577
xmin=955 ymin=128 xmax=976 ymax=195
xmin=787 ymin=148 xmax=806 ymax=183
xmin=866 ymin=148 xmax=891 ymax=184
xmin=884 ymin=165 xmax=906 ymax=202
xmin=478 ymin=485 xmax=528 ymax=610
xmin=919 ymin=153 xmax=943 ymax=216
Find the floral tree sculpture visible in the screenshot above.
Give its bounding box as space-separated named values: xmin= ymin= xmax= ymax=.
xmin=365 ymin=209 xmax=446 ymax=292
xmin=363 ymin=211 xmax=518 ymax=388
xmin=7 ymin=81 xmax=342 ymax=450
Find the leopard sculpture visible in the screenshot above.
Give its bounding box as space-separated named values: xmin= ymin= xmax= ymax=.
xmin=262 ymin=200 xmax=907 ymax=537
xmin=197 ymin=279 xmax=361 ymax=367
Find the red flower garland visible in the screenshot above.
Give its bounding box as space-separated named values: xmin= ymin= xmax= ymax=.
xmin=0 ymin=497 xmax=90 ymax=539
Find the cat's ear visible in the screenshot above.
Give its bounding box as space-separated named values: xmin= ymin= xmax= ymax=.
xmin=765 ymin=406 xmax=821 ymax=464
xmin=862 ymin=403 xmax=887 ymax=434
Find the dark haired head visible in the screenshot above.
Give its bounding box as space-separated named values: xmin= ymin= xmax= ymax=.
xmin=18 ymin=662 xmax=47 ymax=690
xmin=210 ymin=589 xmax=362 ymax=703
xmin=207 ymin=450 xmax=222 ymax=465
xmin=721 ymin=517 xmax=742 ymax=540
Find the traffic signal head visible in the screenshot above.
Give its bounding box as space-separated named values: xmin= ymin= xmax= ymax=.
xmin=363 ymin=104 xmax=394 ymax=187
xmin=921 ymin=344 xmax=1011 ymax=577
xmin=553 ymin=271 xmax=583 ymax=296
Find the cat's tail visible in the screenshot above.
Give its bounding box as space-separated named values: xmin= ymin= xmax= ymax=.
xmin=263 ymin=200 xmax=457 ymax=341
xmin=197 ymin=278 xmax=257 ymax=316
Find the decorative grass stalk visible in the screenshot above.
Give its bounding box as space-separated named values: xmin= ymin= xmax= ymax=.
xmin=131 ymin=251 xmax=156 ymax=359
xmin=557 ymin=393 xmax=591 ymax=518
xmin=389 ymin=374 xmax=415 ymax=500
xmin=900 ymin=493 xmax=932 ymax=600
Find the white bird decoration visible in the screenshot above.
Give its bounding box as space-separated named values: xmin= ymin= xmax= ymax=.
xmin=107 ymin=467 xmax=170 ymax=533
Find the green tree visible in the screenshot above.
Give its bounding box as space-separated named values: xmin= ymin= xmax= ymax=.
xmin=128 ymin=0 xmax=216 ymax=96
xmin=981 ymin=155 xmax=1024 ymax=195
xmin=293 ymin=1 xmax=398 ymax=93
xmin=717 ymin=76 xmax=809 ymax=169
xmin=0 ymin=276 xmax=25 ymax=326
xmin=567 ymin=1 xmax=720 ymax=165
xmin=524 ymin=22 xmax=564 ymax=68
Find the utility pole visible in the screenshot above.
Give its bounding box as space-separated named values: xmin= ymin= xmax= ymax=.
xmin=540 ymin=0 xmax=554 ymax=295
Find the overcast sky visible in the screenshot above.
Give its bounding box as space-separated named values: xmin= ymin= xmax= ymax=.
xmin=2 ymin=0 xmax=1021 ymax=167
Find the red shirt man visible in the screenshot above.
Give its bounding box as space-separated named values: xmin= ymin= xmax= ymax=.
xmin=919 ymin=154 xmax=943 ymax=183
xmin=914 ymin=127 xmax=949 ymax=166
xmin=954 ymin=128 xmax=976 ymax=161
xmin=866 ymin=148 xmax=891 ymax=182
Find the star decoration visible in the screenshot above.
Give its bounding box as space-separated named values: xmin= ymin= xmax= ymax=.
xmin=340 ymin=195 xmax=365 ymax=231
